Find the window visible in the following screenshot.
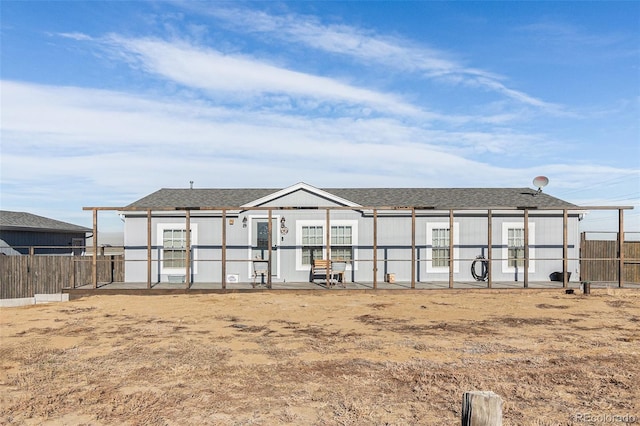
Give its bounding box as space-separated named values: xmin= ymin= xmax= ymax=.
xmin=331 ymin=225 xmax=353 ymax=261
xmin=501 ymin=222 xmax=535 ymax=273
xmin=507 ymin=228 xmax=525 ymax=268
xmin=426 ymin=223 xmax=459 ymax=273
xmin=431 ymin=228 xmax=450 ymax=267
xmin=163 ymin=229 xmax=188 ymax=268
xmin=302 ymin=225 xmax=323 ymax=265
xmin=296 ymin=220 xmax=357 ymax=269
xmin=71 ymin=238 xmax=85 ymax=256
xmin=157 ymin=223 xmax=198 ymax=274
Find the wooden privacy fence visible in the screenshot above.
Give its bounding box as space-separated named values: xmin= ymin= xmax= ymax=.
xmin=0 ymin=255 xmax=124 ymax=299
xmin=581 ymin=237 xmax=640 ymax=283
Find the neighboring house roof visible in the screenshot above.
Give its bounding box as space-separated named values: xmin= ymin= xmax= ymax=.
xmin=0 ymin=211 xmax=92 ymax=233
xmin=0 ymin=238 xmax=21 ymax=255
xmin=126 ymin=182 xmax=578 ymax=210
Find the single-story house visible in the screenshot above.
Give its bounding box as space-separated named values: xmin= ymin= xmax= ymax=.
xmin=120 ymin=182 xmax=582 ymax=285
xmin=0 ymin=210 xmax=92 ymax=255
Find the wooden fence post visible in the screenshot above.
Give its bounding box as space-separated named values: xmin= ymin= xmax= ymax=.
xmin=29 ymin=246 xmax=35 ymax=296
xmin=461 ymin=391 xmax=503 ymax=426
xmin=618 ymin=208 xmax=624 ymax=288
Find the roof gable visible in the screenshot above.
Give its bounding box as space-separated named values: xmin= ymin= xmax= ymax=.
xmin=0 ymin=211 xmax=91 ymax=233
xmin=243 ymin=182 xmax=361 ymax=208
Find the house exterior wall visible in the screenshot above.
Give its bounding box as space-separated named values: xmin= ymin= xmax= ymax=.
xmin=0 ymin=230 xmax=87 ymax=255
xmin=123 ymin=207 xmax=580 ymax=284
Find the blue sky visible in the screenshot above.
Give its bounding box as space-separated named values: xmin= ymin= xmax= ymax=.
xmin=1 ymin=1 xmax=639 ymax=233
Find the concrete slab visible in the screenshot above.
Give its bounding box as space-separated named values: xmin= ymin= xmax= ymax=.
xmin=1 ymin=293 xmax=71 ymax=308
xmin=0 ymin=297 xmax=35 ymax=308
xmin=35 ymin=293 xmax=70 ymax=304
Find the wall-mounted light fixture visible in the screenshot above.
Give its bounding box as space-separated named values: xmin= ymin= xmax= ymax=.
xmin=280 ymin=216 xmax=288 ymax=236
xmin=242 ymin=216 xmax=247 ymax=228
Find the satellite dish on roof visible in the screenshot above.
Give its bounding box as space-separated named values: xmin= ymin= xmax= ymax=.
xmin=532 ymin=176 xmax=549 ymax=196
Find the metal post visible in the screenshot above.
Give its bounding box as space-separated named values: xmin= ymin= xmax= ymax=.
xmin=619 ymin=208 xmax=624 ymax=288
xmin=92 ymin=209 xmax=98 ymax=289
xmin=268 ymin=209 xmax=273 ymax=288
xmin=222 ymin=209 xmax=227 ymax=289
xmin=524 ymin=209 xmax=529 ymax=289
xmin=411 ymin=208 xmax=416 ymax=289
xmin=373 ymin=209 xmax=378 ymax=289
xmin=580 ymin=231 xmax=586 ymax=282
xmin=563 ymin=209 xmax=568 ymax=288
xmin=326 ymin=208 xmax=331 ymax=285
xmin=185 ymin=210 xmax=191 ymax=289
xmin=449 ymin=209 xmax=454 ymax=289
xmin=487 ymin=209 xmax=492 ymax=289
xmin=147 ymin=209 xmax=152 ymax=289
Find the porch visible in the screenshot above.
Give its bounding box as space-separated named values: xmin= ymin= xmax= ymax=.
xmin=82 ymin=203 xmax=635 ymax=292
xmin=63 ymin=279 xmax=640 ymax=299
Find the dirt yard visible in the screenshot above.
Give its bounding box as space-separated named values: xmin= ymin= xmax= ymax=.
xmin=1 ymin=289 xmax=638 ymax=425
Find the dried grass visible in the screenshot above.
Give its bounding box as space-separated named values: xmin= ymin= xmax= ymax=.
xmin=1 ymin=291 xmax=638 ymax=425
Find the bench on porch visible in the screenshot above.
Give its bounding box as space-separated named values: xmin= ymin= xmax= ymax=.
xmin=311 ymin=259 xmax=330 ymax=283
xmin=311 ymin=259 xmax=347 ymax=287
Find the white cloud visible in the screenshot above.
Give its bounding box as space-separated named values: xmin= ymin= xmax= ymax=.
xmin=2 ymin=3 xmax=637 ymax=235
xmin=3 ymin=80 xmax=636 ymax=196
xmin=193 ymin=5 xmax=563 ymax=112
xmin=200 ymin=6 xmax=460 ymax=73
xmin=102 ymin=35 xmax=427 ymax=118
xmin=51 ymin=30 xmax=552 ymax=126
xmin=517 ymin=21 xmax=627 ymax=49
xmin=1 ymin=80 xmax=557 ymax=169
xmin=57 ymin=32 xmax=95 ymax=41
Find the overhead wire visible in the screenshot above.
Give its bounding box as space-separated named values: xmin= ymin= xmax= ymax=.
xmin=553 ymin=174 xmax=639 ymax=199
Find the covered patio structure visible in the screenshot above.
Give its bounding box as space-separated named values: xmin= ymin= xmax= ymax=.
xmin=79 ymin=203 xmax=636 ymax=292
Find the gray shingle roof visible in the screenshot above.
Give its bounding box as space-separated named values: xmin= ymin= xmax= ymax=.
xmin=0 ymin=211 xmax=92 ymax=233
xmin=126 ymin=186 xmax=578 ymax=209
xmin=128 ymin=189 xmax=274 ymax=208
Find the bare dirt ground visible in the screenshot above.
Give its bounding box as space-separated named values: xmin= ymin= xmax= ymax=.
xmin=1 ymin=289 xmax=639 ymax=425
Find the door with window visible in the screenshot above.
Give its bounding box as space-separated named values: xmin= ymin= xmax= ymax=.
xmin=252 ymin=218 xmax=278 ymax=274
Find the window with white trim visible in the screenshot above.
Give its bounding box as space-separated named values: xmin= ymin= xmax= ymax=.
xmin=157 ymin=223 xmax=198 ymax=274
xmin=296 ymin=220 xmax=357 ymax=269
xmin=426 ymin=223 xmax=459 ymax=273
xmin=163 ymin=229 xmax=188 ymax=268
xmin=507 ymin=228 xmax=525 ymax=268
xmin=501 ymin=222 xmax=535 ymax=273
xmin=330 ymin=225 xmax=353 ymax=262
xmin=301 ymin=225 xmax=323 ymax=265
xmin=431 ymin=228 xmax=450 ymax=267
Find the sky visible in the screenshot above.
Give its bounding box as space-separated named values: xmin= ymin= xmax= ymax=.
xmin=1 ymin=1 xmax=639 ymax=234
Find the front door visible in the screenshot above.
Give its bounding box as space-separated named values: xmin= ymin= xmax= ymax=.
xmin=252 ymin=218 xmax=278 ymax=275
